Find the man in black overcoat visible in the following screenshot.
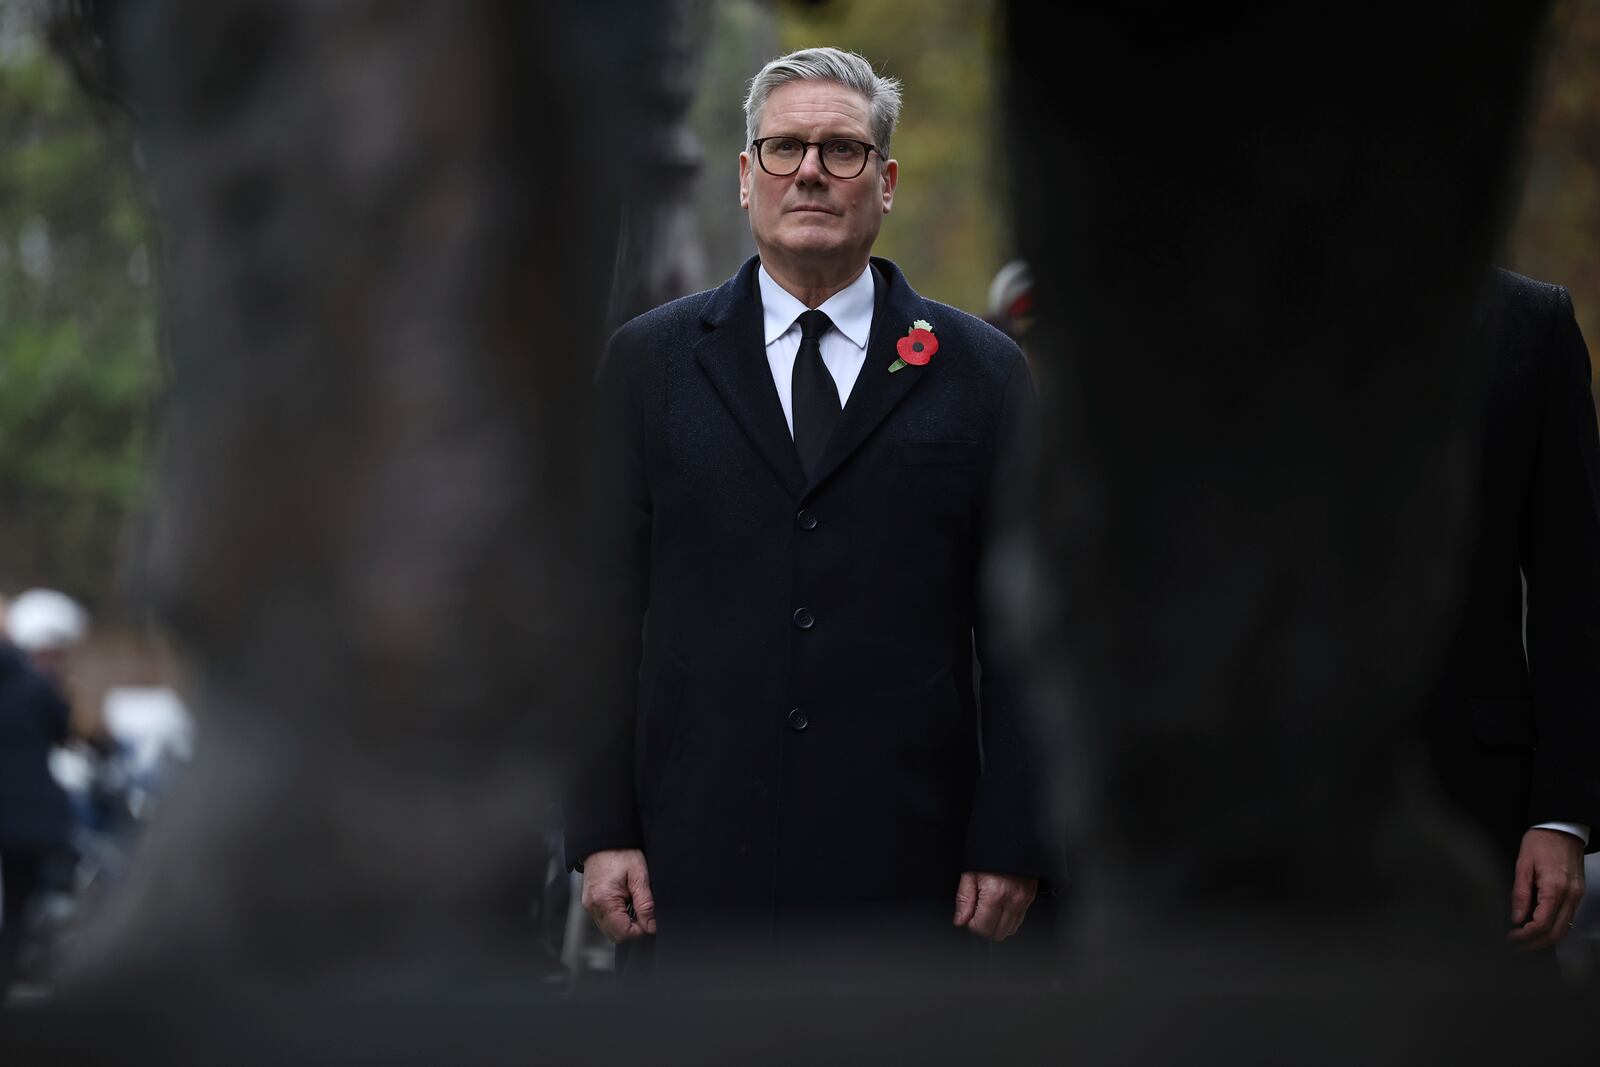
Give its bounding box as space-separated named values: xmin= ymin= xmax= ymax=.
xmin=1428 ymin=269 xmax=1600 ymax=954
xmin=566 ymin=47 xmax=1057 ymax=972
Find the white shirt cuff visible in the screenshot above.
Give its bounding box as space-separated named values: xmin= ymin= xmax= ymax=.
xmin=1531 ymin=821 xmax=1591 ymax=847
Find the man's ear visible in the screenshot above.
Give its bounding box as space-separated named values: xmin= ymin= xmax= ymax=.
xmin=880 ymin=158 xmax=898 ymax=214
xmin=739 ymin=151 xmax=751 ymax=210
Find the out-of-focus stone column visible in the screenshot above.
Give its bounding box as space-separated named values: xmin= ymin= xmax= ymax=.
xmin=1004 ymin=3 xmax=1550 ymax=955
xmin=20 ymin=0 xmax=674 ymax=1053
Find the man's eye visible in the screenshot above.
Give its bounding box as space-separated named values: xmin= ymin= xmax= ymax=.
xmin=772 ymin=139 xmax=802 ymax=153
xmin=827 ymin=141 xmax=856 ymax=155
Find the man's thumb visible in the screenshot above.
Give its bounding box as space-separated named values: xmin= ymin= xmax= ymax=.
xmin=953 ymin=871 xmax=978 ymax=926
xmin=1510 ymin=860 xmax=1534 ymax=924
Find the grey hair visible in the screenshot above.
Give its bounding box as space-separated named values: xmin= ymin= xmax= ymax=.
xmin=744 ymin=47 xmax=903 ymax=163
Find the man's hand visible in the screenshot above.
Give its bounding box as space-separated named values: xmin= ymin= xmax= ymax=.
xmin=581 ymin=848 xmax=657 ymax=943
xmin=953 ymin=870 xmax=1038 ymax=941
xmin=1508 ymin=828 xmax=1586 ymax=951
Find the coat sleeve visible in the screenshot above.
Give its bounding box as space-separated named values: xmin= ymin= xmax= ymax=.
xmin=46 ymin=678 xmax=71 ymax=746
xmin=563 ymin=330 xmax=652 ymax=869
xmin=963 ymin=348 xmax=1067 ymax=880
xmin=1522 ymin=287 xmax=1600 ymax=850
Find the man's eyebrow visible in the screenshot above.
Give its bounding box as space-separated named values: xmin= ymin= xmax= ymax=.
xmin=762 ymin=132 xmax=864 ymax=141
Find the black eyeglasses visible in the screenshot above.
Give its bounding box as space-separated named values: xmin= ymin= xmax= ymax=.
xmin=750 ymin=137 xmax=880 ymax=179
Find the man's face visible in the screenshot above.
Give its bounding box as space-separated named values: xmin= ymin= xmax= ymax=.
xmin=739 ymin=79 xmax=897 ymax=275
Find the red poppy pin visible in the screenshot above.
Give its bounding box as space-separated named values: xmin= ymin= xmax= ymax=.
xmin=889 ymin=319 xmax=937 ymax=373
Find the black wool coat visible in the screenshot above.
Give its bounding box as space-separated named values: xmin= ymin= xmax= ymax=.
xmin=567 ymin=256 xmax=1056 ymax=947
xmin=1427 ymin=269 xmax=1600 ymax=867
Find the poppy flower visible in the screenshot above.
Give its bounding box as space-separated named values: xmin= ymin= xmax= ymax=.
xmin=897 ymin=328 xmax=938 ymax=366
xmin=889 ymin=319 xmax=938 ymax=373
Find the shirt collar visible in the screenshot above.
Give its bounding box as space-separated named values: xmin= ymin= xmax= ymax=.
xmin=758 ymin=262 xmax=876 ymax=350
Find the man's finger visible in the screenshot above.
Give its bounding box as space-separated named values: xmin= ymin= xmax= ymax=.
xmin=1000 ymin=901 xmax=1029 ymax=940
xmin=968 ymin=888 xmax=1003 ymax=939
xmin=627 ymin=863 xmax=659 ymax=934
xmin=1548 ymin=895 xmax=1587 ymax=953
xmin=1509 ymin=859 xmax=1534 ymax=926
xmin=1508 ymin=873 xmax=1564 ymax=947
xmin=989 ymin=905 xmax=1017 ymax=942
xmin=581 ymin=885 xmax=609 ymax=937
xmin=999 ymin=892 xmax=1032 ymax=940
xmin=1541 ymin=896 xmax=1581 ymax=950
xmin=953 ymin=872 xmax=978 ymax=927
xmin=594 ymin=899 xmax=631 ymax=943
xmin=1006 ymin=882 xmax=1037 ymax=939
xmin=1526 ymin=876 xmax=1584 ymax=951
xmin=584 ymin=887 xmax=639 ymax=943
xmin=969 ymin=904 xmax=1001 ymax=939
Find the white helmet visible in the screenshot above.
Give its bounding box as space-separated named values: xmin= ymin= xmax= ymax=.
xmin=6 ymin=588 xmax=90 ymax=652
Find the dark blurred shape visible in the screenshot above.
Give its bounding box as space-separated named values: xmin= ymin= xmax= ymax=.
xmin=1509 ymin=0 xmax=1600 ymax=360
xmin=1429 ymin=272 xmax=1600 ymax=870
xmin=43 ymin=0 xmax=131 ymax=116
xmin=0 ymin=640 xmax=74 ymax=1000
xmin=605 ymin=0 xmax=711 ymax=326
xmin=8 ymin=0 xmax=669 ymax=1053
xmin=1007 ymin=0 xmax=1594 ymax=1032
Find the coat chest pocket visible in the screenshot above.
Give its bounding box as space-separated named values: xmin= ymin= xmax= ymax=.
xmin=1469 ymin=696 xmax=1536 ymax=748
xmin=891 ymin=440 xmax=979 ymax=467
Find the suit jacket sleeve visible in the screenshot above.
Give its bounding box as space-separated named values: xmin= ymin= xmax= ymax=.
xmin=1522 ymin=287 xmax=1600 ymax=849
xmin=564 ymin=330 xmax=652 ymax=868
xmin=963 ymin=349 xmax=1065 ymax=880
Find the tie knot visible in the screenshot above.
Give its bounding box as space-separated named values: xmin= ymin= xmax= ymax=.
xmin=798 ymin=309 xmax=832 ymax=342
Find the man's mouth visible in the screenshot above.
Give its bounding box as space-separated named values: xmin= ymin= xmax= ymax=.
xmin=789 ymin=204 xmax=836 ymax=214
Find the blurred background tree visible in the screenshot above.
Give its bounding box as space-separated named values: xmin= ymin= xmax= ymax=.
xmin=0 ymin=10 xmax=158 ymax=611
xmin=1510 ymin=0 xmax=1600 ymax=379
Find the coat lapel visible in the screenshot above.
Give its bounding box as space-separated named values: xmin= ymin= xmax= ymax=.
xmin=804 ymin=258 xmax=933 ymax=494
xmin=693 ymin=258 xmax=808 ymax=501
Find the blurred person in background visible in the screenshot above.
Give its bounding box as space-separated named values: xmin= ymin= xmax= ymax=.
xmin=983 ymin=259 xmax=1034 ymax=346
xmin=1 ymin=589 xmax=90 ymax=999
xmin=0 ymin=609 xmax=75 ymax=1001
xmin=1427 ymin=271 xmax=1600 ymax=972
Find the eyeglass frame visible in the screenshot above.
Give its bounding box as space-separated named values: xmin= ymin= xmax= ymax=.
xmin=749 ymin=136 xmax=882 ymax=180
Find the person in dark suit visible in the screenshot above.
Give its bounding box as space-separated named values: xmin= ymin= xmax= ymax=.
xmin=1428 ymin=269 xmax=1600 ymax=955
xmin=566 ymin=47 xmax=1056 ymax=971
xmin=0 ymin=638 xmax=73 ymax=998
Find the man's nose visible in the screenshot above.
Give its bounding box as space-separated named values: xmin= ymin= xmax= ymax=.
xmin=794 ymin=143 xmax=829 ymax=182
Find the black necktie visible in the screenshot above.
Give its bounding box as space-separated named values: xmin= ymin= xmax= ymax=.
xmin=792 ymin=309 xmax=840 ymax=479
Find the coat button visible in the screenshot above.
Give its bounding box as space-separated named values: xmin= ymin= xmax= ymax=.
xmin=787 ymin=707 xmax=809 ymax=731
xmin=796 ymin=508 xmax=818 ymax=530
xmin=793 ymin=607 xmax=815 ymax=630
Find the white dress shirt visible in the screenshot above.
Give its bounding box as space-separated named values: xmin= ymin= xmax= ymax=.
xmin=1533 ymin=820 xmax=1590 ymax=845
xmin=758 ymin=263 xmax=876 ymax=437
